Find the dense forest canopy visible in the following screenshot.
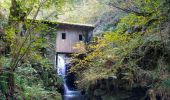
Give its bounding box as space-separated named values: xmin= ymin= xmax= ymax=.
xmin=0 ymin=0 xmax=170 ymax=100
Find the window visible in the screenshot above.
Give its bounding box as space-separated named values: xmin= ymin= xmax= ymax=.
xmin=62 ymin=33 xmax=66 ymax=39
xmin=79 ymin=35 xmax=83 ymax=41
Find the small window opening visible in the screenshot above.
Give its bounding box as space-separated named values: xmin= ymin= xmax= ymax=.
xmin=79 ymin=35 xmax=83 ymax=41
xmin=62 ymin=33 xmax=66 ymax=39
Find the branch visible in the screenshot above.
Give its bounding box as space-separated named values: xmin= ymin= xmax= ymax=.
xmin=44 ymin=11 xmax=56 ymax=20
xmin=10 ymin=0 xmax=48 ymax=71
xmin=108 ymin=3 xmax=153 ymax=17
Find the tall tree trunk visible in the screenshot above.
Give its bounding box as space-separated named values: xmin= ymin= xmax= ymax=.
xmin=6 ymin=0 xmax=43 ymax=99
xmin=7 ymin=0 xmax=23 ymax=99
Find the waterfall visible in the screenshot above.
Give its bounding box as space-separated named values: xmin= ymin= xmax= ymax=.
xmin=57 ymin=56 xmax=66 ymax=77
xmin=57 ymin=54 xmax=85 ymax=100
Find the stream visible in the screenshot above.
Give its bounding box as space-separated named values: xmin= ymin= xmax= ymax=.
xmin=57 ymin=55 xmax=85 ymax=100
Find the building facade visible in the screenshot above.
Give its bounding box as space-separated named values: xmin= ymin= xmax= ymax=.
xmin=56 ymin=22 xmax=94 ymax=76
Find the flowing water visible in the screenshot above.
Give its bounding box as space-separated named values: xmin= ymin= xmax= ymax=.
xmin=57 ymin=54 xmax=85 ymax=100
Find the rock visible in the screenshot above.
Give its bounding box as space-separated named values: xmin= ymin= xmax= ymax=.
xmin=94 ymin=89 xmax=106 ymax=96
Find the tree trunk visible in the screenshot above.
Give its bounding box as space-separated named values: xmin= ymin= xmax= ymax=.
xmin=9 ymin=72 xmax=15 ymax=99
xmin=5 ymin=70 xmax=15 ymax=100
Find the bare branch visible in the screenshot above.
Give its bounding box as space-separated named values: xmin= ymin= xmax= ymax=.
xmin=108 ymin=3 xmax=153 ymax=16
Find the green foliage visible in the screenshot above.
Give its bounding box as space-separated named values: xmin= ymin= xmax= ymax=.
xmin=0 ymin=0 xmax=170 ymax=99
xmin=71 ymin=0 xmax=170 ymax=99
xmin=15 ymin=66 xmax=61 ymax=100
xmin=0 ymin=0 xmax=65 ymax=99
xmin=0 ymin=57 xmax=11 ymax=96
xmin=58 ymin=0 xmax=107 ymax=24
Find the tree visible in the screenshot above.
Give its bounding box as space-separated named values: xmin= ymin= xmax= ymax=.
xmin=0 ymin=0 xmax=65 ymax=99
xmin=71 ymin=0 xmax=170 ymax=99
